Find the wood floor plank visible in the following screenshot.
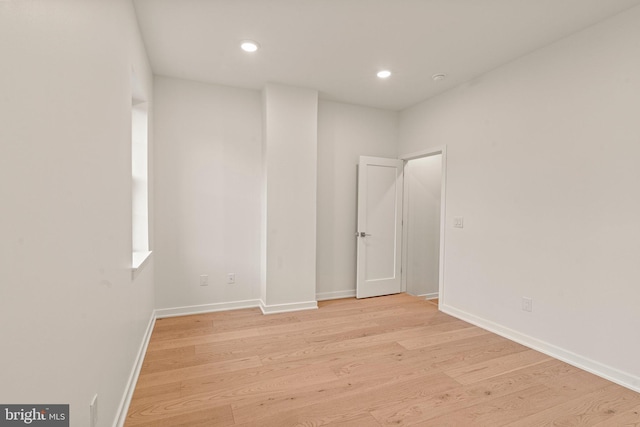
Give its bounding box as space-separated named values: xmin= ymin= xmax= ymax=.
xmin=540 ymin=368 xmax=615 ymax=395
xmin=141 ymin=348 xmax=262 ymax=375
xmin=232 ymin=371 xmax=461 ymax=426
xmin=125 ymin=294 xmax=640 ymax=426
xmin=135 ymin=356 xmax=263 ymax=389
xmin=507 ymin=384 xmax=640 ymax=426
xmin=143 ymin=345 xmax=196 ymax=362
xmin=146 ymin=325 xmax=220 ymax=343
xmin=325 ymin=413 xmax=382 ymax=426
xmin=370 ymin=379 xmax=549 ymax=425
xmin=257 ymin=307 xmax=414 ymax=336
xmin=592 ymin=402 xmax=640 ymax=426
xmin=146 ymin=328 xmax=260 ymax=352
xmin=419 ymin=384 xmax=553 ymax=426
xmin=371 ymin=309 xmax=460 ymax=330
xmin=129 ymin=367 xmax=340 ymax=424
xmin=302 ymin=315 xmax=467 ymax=347
xmin=397 ymin=325 xmax=492 ymax=350
xmin=230 ymin=346 xmax=463 ymax=424
xmin=127 ymin=382 xmax=182 ymax=408
xmin=425 ymin=369 xmax=612 ymax=426
xmin=152 ymin=316 xmax=213 ymax=330
xmin=389 ymin=330 xmax=527 ymax=373
xmin=126 ymin=402 xmax=234 ymax=426
xmin=194 ymin=321 xmax=381 ymax=356
xmin=410 ymin=362 xmax=577 ymax=425
xmin=174 ymin=342 xmax=407 ymax=407
xmin=259 ymin=324 xmax=460 ymax=366
xmin=159 ymin=308 xmax=263 ymax=324
xmin=211 ymin=313 xmax=301 ymax=333
xmin=442 ymin=348 xmax=552 ymax=385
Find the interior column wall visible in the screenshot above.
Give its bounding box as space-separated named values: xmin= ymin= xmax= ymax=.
xmin=262 ymin=84 xmax=319 ymax=311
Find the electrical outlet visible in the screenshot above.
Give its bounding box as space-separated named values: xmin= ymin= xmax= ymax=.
xmin=522 ymin=297 xmax=533 ymax=312
xmin=227 ymin=273 xmax=236 ymax=284
xmin=199 ymin=275 xmax=208 ymax=286
xmin=90 ymin=394 xmax=98 ymax=427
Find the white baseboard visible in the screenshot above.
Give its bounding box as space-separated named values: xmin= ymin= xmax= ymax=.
xmin=260 ymin=299 xmax=318 ymax=315
xmin=441 ymin=303 xmax=640 ymax=394
xmin=413 ymin=292 xmax=438 ymax=300
xmin=113 ymin=310 xmax=156 ymax=427
xmin=155 ymin=299 xmax=262 ymax=318
xmin=316 ymin=290 xmax=356 ymax=301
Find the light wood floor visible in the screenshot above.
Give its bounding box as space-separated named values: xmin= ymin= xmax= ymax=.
xmin=125 ymin=294 xmax=640 ymax=426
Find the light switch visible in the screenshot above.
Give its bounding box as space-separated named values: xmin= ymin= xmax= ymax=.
xmin=453 ymin=217 xmax=464 ymax=228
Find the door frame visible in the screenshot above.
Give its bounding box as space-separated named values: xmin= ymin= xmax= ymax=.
xmin=399 ymin=146 xmax=447 ymax=306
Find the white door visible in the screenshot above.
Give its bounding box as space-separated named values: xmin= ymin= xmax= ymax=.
xmin=356 ymin=156 xmax=404 ymax=298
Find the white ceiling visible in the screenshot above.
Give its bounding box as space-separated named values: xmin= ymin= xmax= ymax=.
xmin=133 ymin=0 xmax=640 ymax=111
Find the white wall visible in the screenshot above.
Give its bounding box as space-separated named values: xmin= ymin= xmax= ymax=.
xmin=153 ymin=77 xmax=262 ymax=309
xmin=0 ymin=1 xmax=155 ymax=426
xmin=316 ymin=101 xmax=398 ymax=299
xmin=153 ymin=84 xmax=397 ymax=308
xmin=262 ymin=84 xmax=318 ymax=310
xmin=405 ymin=155 xmax=441 ymax=297
xmin=399 ymin=6 xmax=640 ymax=389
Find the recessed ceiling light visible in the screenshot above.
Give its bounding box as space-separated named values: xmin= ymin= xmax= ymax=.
xmin=432 ymin=73 xmax=447 ymax=81
xmin=240 ymin=40 xmax=260 ymax=52
xmin=377 ymin=70 xmax=392 ymax=79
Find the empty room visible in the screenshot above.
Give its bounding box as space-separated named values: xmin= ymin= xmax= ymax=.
xmin=1 ymin=0 xmax=640 ymax=426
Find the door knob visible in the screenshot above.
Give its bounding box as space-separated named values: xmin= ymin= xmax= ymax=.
xmin=358 ymin=232 xmax=371 ymax=237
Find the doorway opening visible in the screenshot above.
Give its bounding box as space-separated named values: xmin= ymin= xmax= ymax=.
xmin=401 ymin=147 xmax=446 ymax=306
xmin=354 ymin=148 xmax=446 ymax=304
